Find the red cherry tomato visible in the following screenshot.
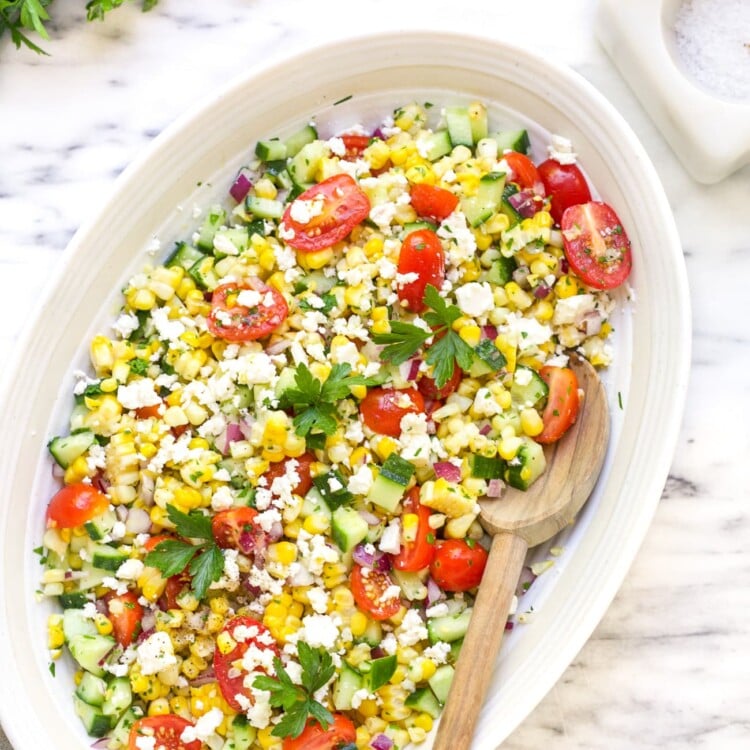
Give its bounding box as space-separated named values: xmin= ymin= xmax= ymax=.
xmin=261 ymin=452 xmax=315 ymax=497
xmin=46 ymin=483 xmax=109 ymax=529
xmin=214 ymin=616 xmax=280 ymax=712
xmin=128 ymin=715 xmax=201 ymax=750
xmin=417 ymin=364 xmax=462 ymax=401
xmin=393 ymin=487 xmax=435 ymax=572
xmin=359 ymin=387 xmax=425 ymax=437
xmin=536 ymin=366 xmax=580 ymax=444
xmin=163 ymin=574 xmax=190 ymax=611
xmin=207 ymin=279 xmax=288 ymax=342
xmin=134 ymin=402 xmax=163 ymax=420
xmin=537 ymin=159 xmax=592 ymax=226
xmin=350 ymin=564 xmax=402 ymax=621
xmin=561 ymin=201 xmax=632 ymax=289
xmin=396 ymin=229 xmax=445 ymax=313
xmin=211 ymin=507 xmax=266 ymax=556
xmin=410 ymin=183 xmax=459 ymax=222
xmin=503 ymin=151 xmax=543 ymax=192
xmin=106 ymin=591 xmax=144 ymax=647
xmin=340 ymin=134 xmax=371 ymax=159
xmin=429 ymin=539 xmax=488 ymax=592
xmin=283 ymin=714 xmax=356 ymax=750
xmin=281 ymin=174 xmax=370 ymax=252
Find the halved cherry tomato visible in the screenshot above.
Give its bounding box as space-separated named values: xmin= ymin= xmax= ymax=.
xmin=163 ymin=573 xmax=191 ymax=611
xmin=143 ymin=533 xmax=173 ymax=552
xmin=410 ymin=183 xmax=459 ymax=222
xmin=561 ymin=201 xmax=632 ymax=289
xmin=536 ymin=366 xmax=580 ymax=444
xmin=283 ymin=714 xmax=357 ymax=750
xmin=281 ymin=174 xmax=370 ymax=252
xmin=211 ymin=507 xmax=261 ymax=552
xmin=106 ymin=591 xmax=144 ymax=647
xmin=396 ymin=229 xmax=445 ymax=313
xmin=417 ymin=365 xmax=462 ymax=401
xmin=261 ymin=452 xmax=315 ymax=497
xmin=350 ymin=563 xmax=401 ymax=620
xmin=359 ymin=387 xmax=425 ymax=437
xmin=392 ymin=487 xmax=435 ymax=572
xmin=207 ymin=279 xmax=288 ymax=342
xmin=46 ymin=483 xmax=109 ymax=529
xmin=503 ymin=151 xmax=543 ymax=192
xmin=429 ymin=539 xmax=488 ymax=592
xmin=214 ymin=616 xmax=280 ymax=712
xmin=340 ymin=134 xmax=371 ymax=159
xmin=134 ymin=402 xmax=163 ymax=420
xmin=537 ymin=159 xmax=592 ymax=226
xmin=128 ymin=715 xmax=201 ymax=750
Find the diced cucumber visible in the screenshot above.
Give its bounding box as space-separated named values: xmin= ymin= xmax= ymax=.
xmin=391 ymin=569 xmax=427 ymax=601
xmin=225 ymin=714 xmax=257 ymax=750
xmin=76 ymin=564 xmax=109 ymax=591
xmin=331 ymin=506 xmax=368 ymax=553
xmin=58 ymin=592 xmax=91 ymax=610
xmin=245 ymin=196 xmax=284 ymax=220
xmin=332 ymin=661 xmax=364 ymax=711
xmin=500 ymin=183 xmax=522 ymax=225
xmin=313 ymin=469 xmax=353 ymax=510
xmin=195 ymin=205 xmax=227 ymax=252
xmin=510 ymin=365 xmax=549 ymax=408
xmin=366 ymin=471 xmax=407 ymax=513
xmin=449 ymin=637 xmax=464 ymax=663
xmin=75 ymin=671 xmax=108 ymax=707
xmin=469 ymin=454 xmax=505 ymax=480
xmin=401 ymin=220 xmax=438 ymax=235
xmin=73 ymin=695 xmax=112 ymax=738
xmin=354 ymin=618 xmax=383 ymax=647
xmin=379 ymin=453 xmax=415 ymax=486
xmin=165 ymin=241 xmax=206 ymax=271
xmin=90 ymin=543 xmax=129 ymax=573
xmin=188 ymin=255 xmax=219 ymax=291
xmin=295 ymin=271 xmax=338 ymax=295
xmin=63 ymin=608 xmax=97 ymax=642
xmin=427 ymin=608 xmax=472 ymax=644
xmin=300 ymin=487 xmax=332 ymax=519
xmin=69 ymin=402 xmax=91 ymax=432
xmin=285 ymin=124 xmax=318 ymax=157
xmin=361 ymin=654 xmax=397 ymax=691
xmin=48 ymin=430 xmax=96 ymax=469
xmin=421 ymin=129 xmax=453 ymax=161
xmin=288 ymin=140 xmax=330 ymax=185
xmin=428 ymin=664 xmax=455 ymax=704
xmin=274 ymin=367 xmax=299 ymax=401
xmin=212 ymin=226 xmax=250 ymax=258
xmin=68 ymin=634 xmax=117 ymax=677
xmin=472 ymin=339 xmax=507 ymax=373
xmin=491 ymin=128 xmax=531 ymax=154
xmin=485 ymin=255 xmax=517 ymax=285
xmin=255 ymin=138 xmax=287 ymax=162
xmin=108 ymin=706 xmax=143 ymax=750
xmin=505 ymin=438 xmax=546 ymax=491
xmin=445 ymin=107 xmax=474 ymax=148
xmin=461 ymin=171 xmax=507 ymax=227
xmin=468 ymin=102 xmax=489 ymax=144
xmin=405 ymin=687 xmax=441 ymax=719
xmin=84 ymin=508 xmax=117 ymax=542
xmin=102 ymin=676 xmax=132 ymax=718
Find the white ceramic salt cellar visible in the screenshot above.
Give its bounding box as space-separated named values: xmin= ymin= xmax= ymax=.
xmin=597 ymin=0 xmax=750 ymax=183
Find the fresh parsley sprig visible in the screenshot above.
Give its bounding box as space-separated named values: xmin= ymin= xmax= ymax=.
xmin=253 ymin=642 xmax=335 ymax=739
xmin=144 ymin=504 xmax=224 ymax=601
xmin=372 ymin=284 xmax=475 ymax=389
xmin=278 ymin=363 xmax=372 ymax=439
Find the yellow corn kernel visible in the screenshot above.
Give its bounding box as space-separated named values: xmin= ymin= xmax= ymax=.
xmin=128 ymin=287 xmax=157 ymax=311
xmin=90 ymin=335 xmax=115 ymax=375
xmin=169 ymin=695 xmax=190 ymax=717
xmin=63 ymin=455 xmax=90 ymax=484
xmin=555 ymin=274 xmax=580 ymax=299
xmin=209 ymin=596 xmax=230 ymax=616
xmin=350 ymin=611 xmax=369 ymax=638
xmin=322 ymin=561 xmax=347 ymax=589
xmin=505 ymin=281 xmax=533 ymax=310
xmin=371 ymin=319 xmax=391 ymax=336
xmin=413 ymin=713 xmax=434 ymax=732
xmin=147 ymin=698 xmax=171 ymax=717
xmin=499 ymin=436 xmax=523 ymax=460
xmin=472 ymin=231 xmax=493 ymax=251
xmin=299 ymin=248 xmax=334 ymax=271
xmin=484 ymin=212 xmax=510 ymax=234
xmin=185 ymin=289 xmax=211 ymax=316
xmin=254 ymin=177 xmax=278 ymax=200
xmin=364 ymin=140 xmax=390 ymax=171
xmin=458 ymin=324 xmax=482 ymax=347
xmin=283 ymin=519 xmax=301 ymax=539
xmin=268 ymin=541 xmax=298 ymax=565
xmin=520 ymin=408 xmax=544 ymax=437
xmin=257 ymin=726 xmax=281 ymax=750
xmin=535 ymin=210 xmax=554 ymax=228
xmin=303 ymin=513 xmax=330 ymax=535
xmin=94 ymin=613 xmax=113 ymax=635
xmin=373 ymin=436 xmax=398 ymax=462
xmin=181 ymin=655 xmax=206 ymax=679
xmin=532 ymin=299 xmax=554 ymax=322
xmin=47 ymin=615 xmax=65 ymax=650
xmin=358 ymin=699 xmax=378 ymax=719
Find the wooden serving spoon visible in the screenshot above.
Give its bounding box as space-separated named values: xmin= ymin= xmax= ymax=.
xmin=432 ymin=357 xmax=610 ymax=750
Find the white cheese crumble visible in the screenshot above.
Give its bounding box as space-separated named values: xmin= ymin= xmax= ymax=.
xmin=547 ymin=134 xmax=577 ymax=165
xmin=180 ymin=707 xmax=223 ymax=744
xmin=455 ymin=282 xmax=494 ymax=317
xmin=136 ymin=631 xmax=177 ymax=675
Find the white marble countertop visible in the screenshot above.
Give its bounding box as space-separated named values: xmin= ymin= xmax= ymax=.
xmin=1 ymin=0 xmax=749 ymax=748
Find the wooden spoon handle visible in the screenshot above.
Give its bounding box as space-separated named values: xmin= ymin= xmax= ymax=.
xmin=432 ymin=532 xmax=529 ymax=750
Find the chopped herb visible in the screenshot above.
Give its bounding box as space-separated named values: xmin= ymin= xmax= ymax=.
xmin=129 ymin=357 xmax=150 ymax=376
xmin=617 ymin=391 xmax=623 ymax=410
xmin=333 ymin=94 xmax=353 ymax=106
xmin=48 ymin=662 xmax=55 ymax=677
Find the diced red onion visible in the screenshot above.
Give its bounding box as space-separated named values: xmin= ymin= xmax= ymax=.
xmin=115 ymin=505 xmax=128 ymax=522
xmin=141 ymin=611 xmax=157 ymax=633
xmin=371 ymin=733 xmax=394 ymax=750
xmin=532 ymin=180 xmax=546 ymax=198
xmin=97 ymin=644 xmax=117 ymax=667
xmin=359 ymin=509 xmax=382 ymax=526
xmin=370 ymin=646 xmax=386 ymax=659
xmin=91 ymin=739 xmax=111 ymax=749
xmin=508 ymin=188 xmax=542 ymax=219
xmin=216 ymin=422 xmax=245 ymax=456
xmin=533 ymin=282 xmax=551 ymax=299
xmin=92 ymin=473 xmax=109 ymax=493
xmin=125 ymin=507 xmax=152 ymax=534
xmin=479 ymin=423 xmax=492 ymax=436
xmin=135 ymin=628 xmax=155 ymax=645
xmin=189 ymin=666 xmax=217 ymax=686
xmin=486 ymin=479 xmax=505 ymax=498
xmin=512 ymin=265 xmax=531 ymax=288
xmin=229 ymin=171 xmax=252 ymax=203
xmin=560 ymin=257 xmax=569 ymax=273
xmin=406 ymin=358 xmax=421 ymax=381
xmin=239 ymin=418 xmax=255 ymax=440
xmin=51 ymin=464 xmax=64 ymax=478
xmin=482 ymin=324 xmax=498 ymax=340
xmin=433 ymin=461 xmax=461 ymax=483
xmin=265 ymin=339 xmax=292 ymax=356
xmin=505 ymin=620 xmax=514 ymax=631
xmin=268 ymin=521 xmax=284 ymax=542
xmin=371 ymin=128 xmax=386 ymax=140
xmin=516 ymin=565 xmax=538 ymax=597
xmin=352 ymin=543 xmax=379 ymax=568
xmin=426 ymin=576 xmax=444 ymax=606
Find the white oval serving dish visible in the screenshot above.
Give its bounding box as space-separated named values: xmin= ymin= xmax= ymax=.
xmin=0 ymin=31 xmax=690 ymax=750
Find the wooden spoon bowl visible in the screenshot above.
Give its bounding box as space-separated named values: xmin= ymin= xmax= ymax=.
xmin=432 ymin=357 xmax=610 ymax=750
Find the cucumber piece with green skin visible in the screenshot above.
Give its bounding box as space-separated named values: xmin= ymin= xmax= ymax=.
xmin=108 ymin=706 xmax=143 ymax=749
xmin=445 ymin=107 xmax=474 ymax=148
xmin=428 ymin=664 xmax=455 ymax=704
xmin=313 ymin=469 xmax=353 ymax=510
xmin=505 ymin=438 xmax=546 ymax=491
xmin=449 ymin=637 xmax=463 ymax=663
xmin=485 ymin=255 xmax=518 ymax=286
xmin=379 ymin=453 xmax=415 ymax=486
xmin=195 ymin=205 xmax=227 ymax=252
xmin=58 ymin=592 xmax=91 ymax=610
xmin=461 ymin=171 xmax=507 ymax=227
xmin=90 ymin=543 xmax=129 ymax=573
xmin=468 ymin=102 xmax=489 ymax=144
xmin=427 ymin=608 xmax=472 ymax=644
xmin=500 ymin=183 xmax=523 ymax=225
xmin=212 ymin=226 xmax=250 ymax=258
xmin=75 ymin=671 xmax=108 ymax=707
xmin=63 ymin=608 xmax=97 ymax=642
xmin=48 ymin=430 xmax=96 ymax=469
xmin=354 ymin=618 xmax=383 ymax=647
xmin=405 ymin=687 xmax=442 ymax=719
xmin=492 ymin=129 xmax=531 ymax=154
xmin=255 ymin=138 xmax=287 ymax=162
xmin=366 ymin=472 xmax=408 ymax=513
xmin=361 ymin=654 xmax=397 ymax=691
xmin=285 ymin=124 xmax=318 ymax=157
xmin=332 ymin=661 xmax=364 ymax=711
xmin=472 ymin=339 xmax=507 ymax=374
xmin=288 ymin=140 xmax=330 ymax=186
xmin=300 ymin=487 xmax=332 ymax=519
xmin=245 ymin=196 xmax=284 ymax=220
xmin=331 ymin=506 xmax=369 ymax=553
xmin=102 ymin=676 xmax=132 ymax=718
xmin=510 ymin=365 xmax=549 ymax=408
xmin=73 ymin=695 xmax=112 ymax=738
xmin=84 ymin=508 xmax=117 ymax=542
xmin=391 ymin=568 xmax=427 ymax=601
xmin=421 ymin=129 xmax=453 ymax=161
xmin=225 ymin=714 xmax=257 ymax=750
xmin=76 ymin=564 xmax=109 ymax=592
xmin=469 ymin=454 xmax=505 ymax=480
xmin=187 ymin=255 xmax=219 ymax=292
xmin=68 ymin=634 xmax=117 ymax=677
xmin=165 ymin=241 xmax=206 ymax=271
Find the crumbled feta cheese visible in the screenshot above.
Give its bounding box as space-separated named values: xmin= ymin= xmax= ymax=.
xmin=151 ymin=306 xmax=186 ymax=343
xmin=378 ymin=519 xmax=401 ymax=555
xmin=347 ymin=465 xmax=373 ymax=495
xmin=328 ymin=136 xmax=346 ymax=156
xmin=547 ymin=134 xmax=577 ymax=165
xmin=134 ymin=736 xmax=156 ymax=750
xmin=180 ymin=708 xmax=223 ymax=744
xmin=116 ymin=558 xmax=144 ymax=580
xmin=307 ymin=587 xmax=330 ymax=615
xmin=472 ymin=387 xmax=502 ymax=417
xmin=299 ymin=614 xmax=339 ymax=649
xmin=211 ymin=485 xmax=236 ymax=511
xmin=214 ymin=233 xmax=240 ymax=256
xmin=552 ymin=294 xmax=597 ymax=327
xmin=455 ymin=282 xmax=494 ymax=317
xmin=236 ymin=289 xmax=262 ymax=308
xmin=117 ymin=378 xmax=161 ymax=410
xmin=396 ymin=608 xmax=428 ymax=647
xmin=290 ymin=195 xmax=325 ymax=225
xmin=136 ymin=631 xmax=177 ymax=675
xmin=423 ymin=642 xmax=451 ymax=665
xmin=112 ymin=312 xmax=140 ymax=339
